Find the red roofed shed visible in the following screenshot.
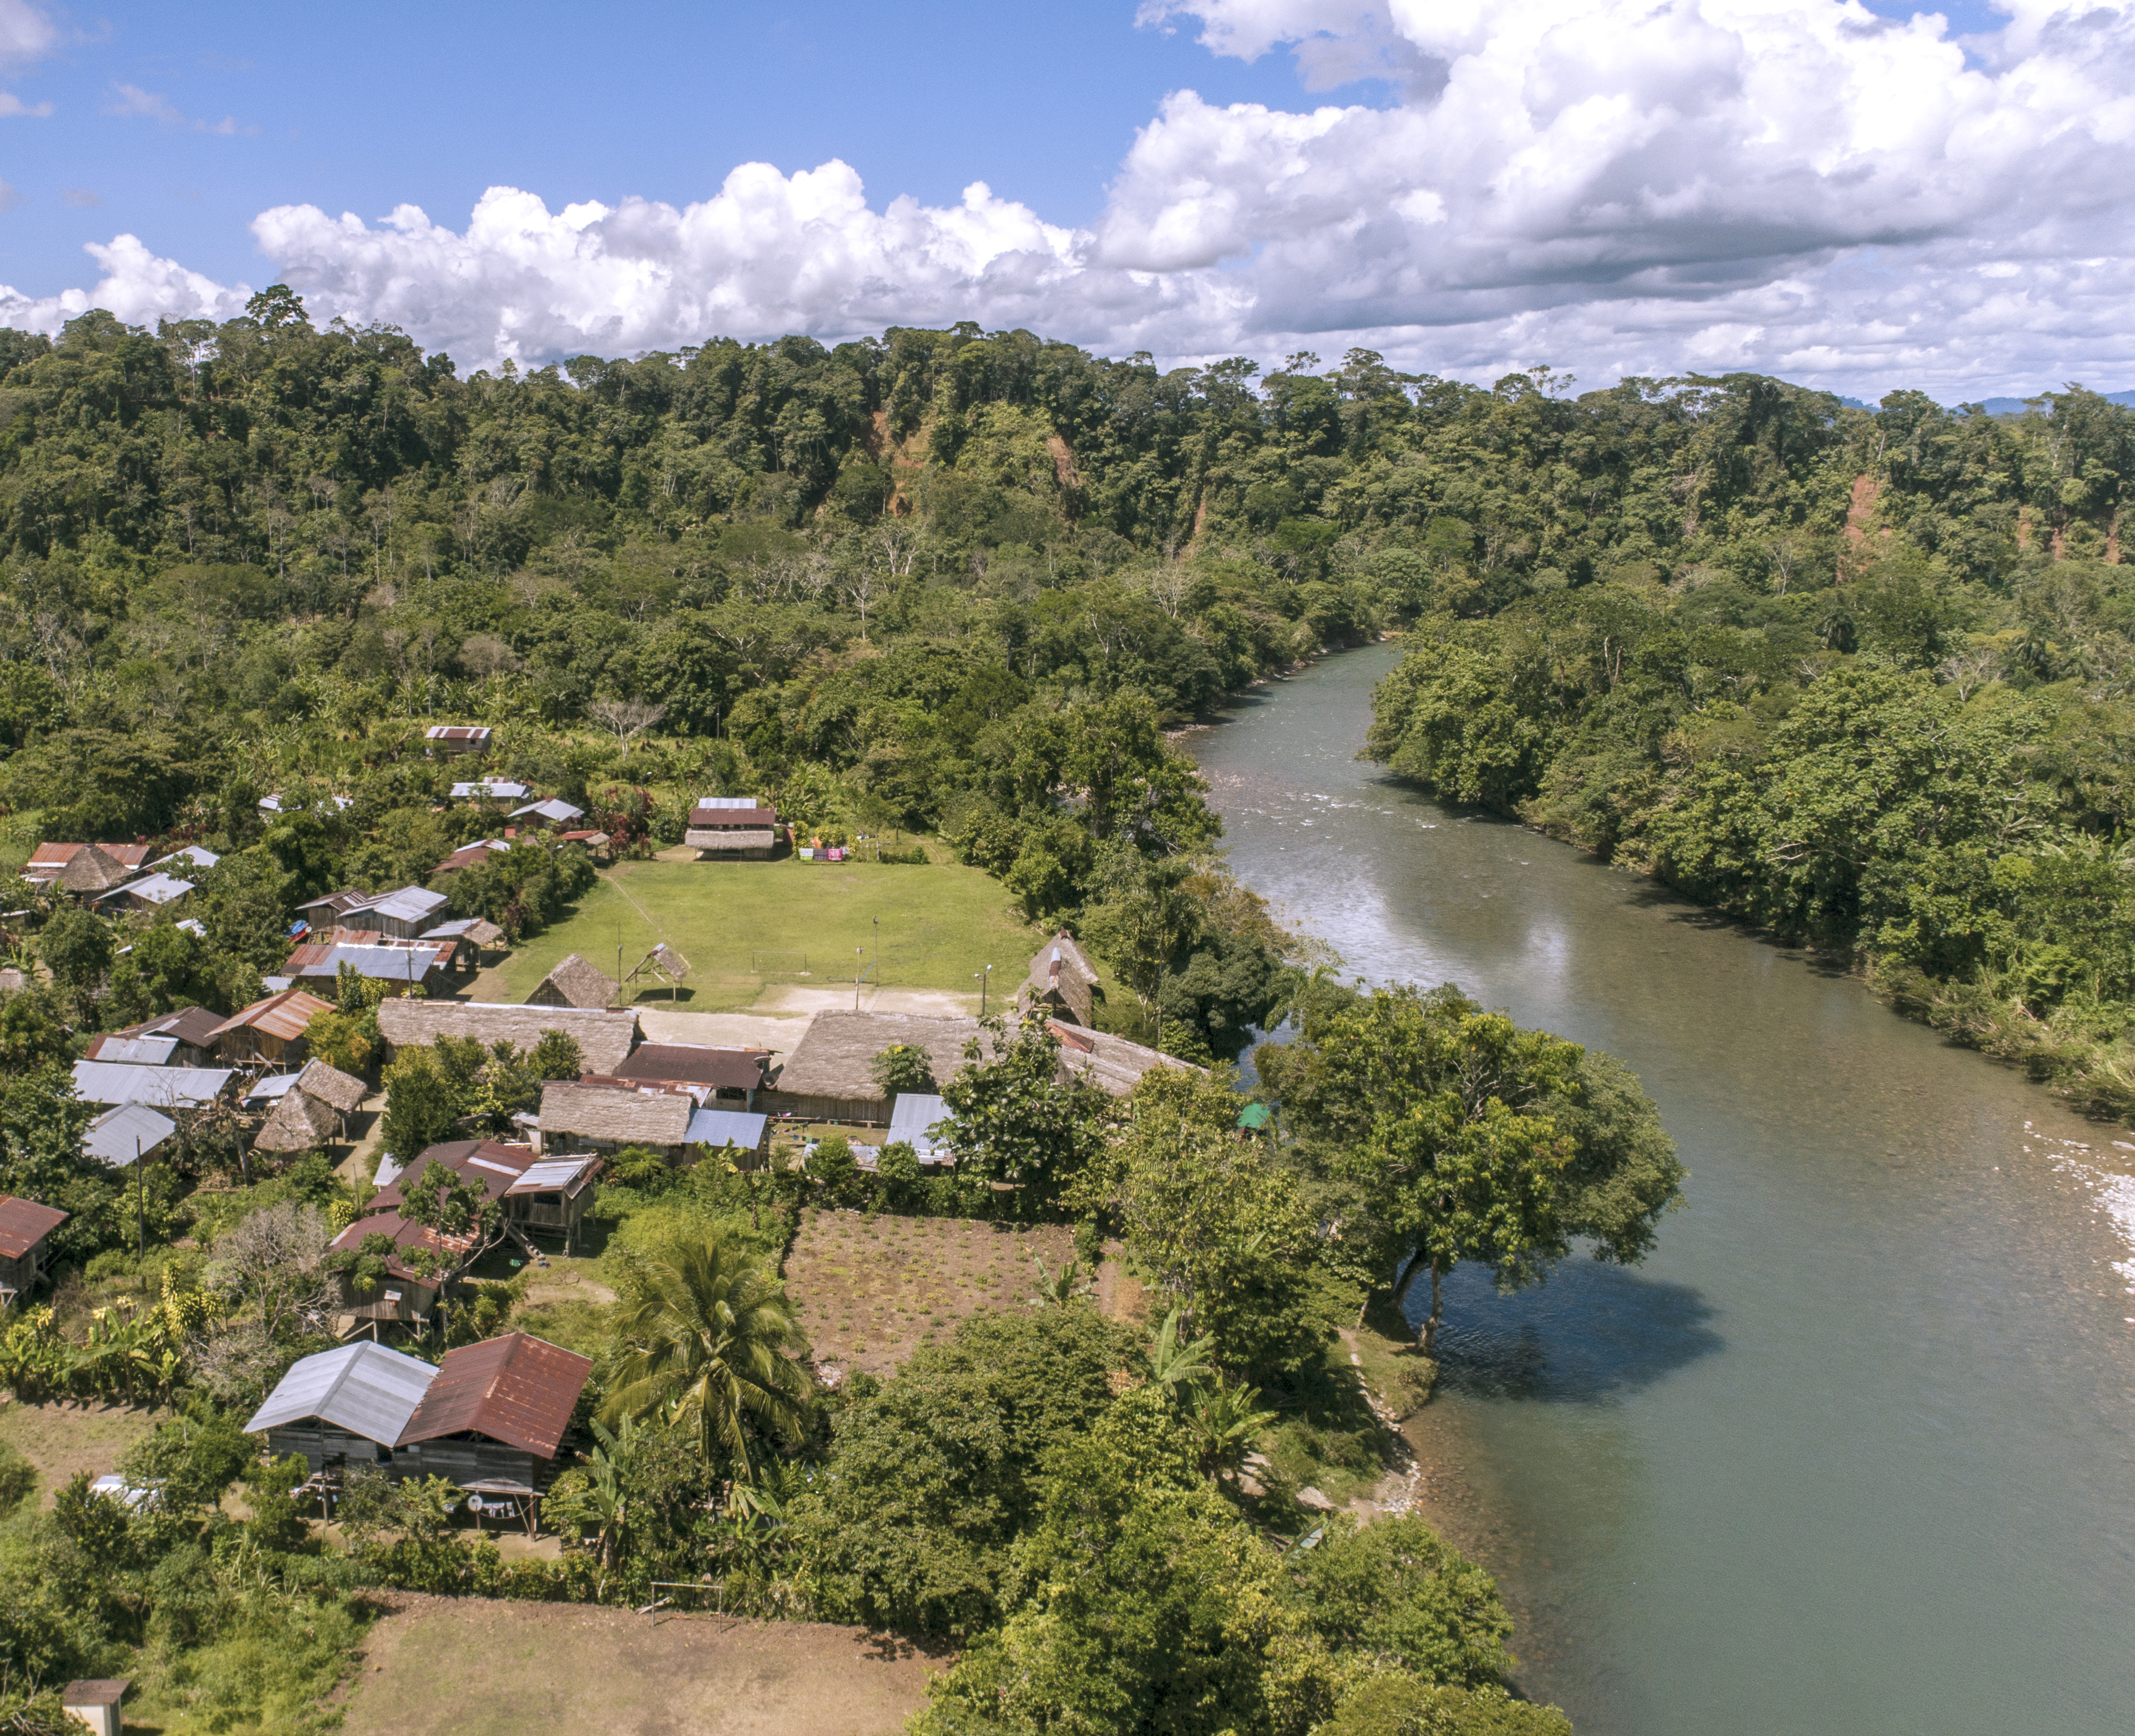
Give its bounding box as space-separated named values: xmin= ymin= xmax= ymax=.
xmin=393 ymin=1332 xmax=592 ymax=1494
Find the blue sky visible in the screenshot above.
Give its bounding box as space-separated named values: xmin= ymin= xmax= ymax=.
xmin=0 ymin=1 xmax=2122 ymax=399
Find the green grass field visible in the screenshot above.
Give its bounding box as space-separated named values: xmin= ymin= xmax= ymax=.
xmin=480 ymin=858 xmax=1049 ymax=1011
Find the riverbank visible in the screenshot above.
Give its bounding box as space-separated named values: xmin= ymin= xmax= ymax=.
xmin=1189 ymin=641 xmax=2135 ymax=1735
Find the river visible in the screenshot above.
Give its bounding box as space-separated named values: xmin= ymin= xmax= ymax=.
xmin=1188 ymin=644 xmax=2135 ymax=1736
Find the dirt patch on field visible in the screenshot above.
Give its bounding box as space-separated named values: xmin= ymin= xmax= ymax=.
xmin=785 ymin=1211 xmax=1077 ymax=1378
xmin=338 ymin=1594 xmax=942 ymax=1736
xmin=0 ymin=1400 xmax=162 ymax=1507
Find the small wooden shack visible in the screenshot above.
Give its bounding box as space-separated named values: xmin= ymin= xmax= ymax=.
xmin=104 ymin=1005 xmax=224 ymax=1066
xmin=527 ymin=953 xmax=621 ymax=1010
xmin=425 ymin=724 xmax=492 ymax=757
xmin=206 ymin=988 xmax=334 ymax=1066
xmin=250 ymin=1061 xmax=366 ymax=1155
xmin=0 ymin=1195 xmax=68 ymax=1302
xmin=323 ymin=1211 xmax=473 ymax=1330
xmin=244 ymin=1340 xmax=437 ymax=1473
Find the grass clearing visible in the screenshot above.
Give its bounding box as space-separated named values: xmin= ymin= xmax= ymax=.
xmin=478 ymin=858 xmax=1046 ymax=1011
xmin=784 ymin=1210 xmax=1077 ymax=1378
xmin=337 ymin=1594 xmax=942 ymax=1736
xmin=0 ymin=1399 xmax=163 ymax=1507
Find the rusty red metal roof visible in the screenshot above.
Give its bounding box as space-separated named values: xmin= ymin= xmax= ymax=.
xmin=328 ymin=1210 xmax=473 ymax=1281
xmin=613 ymin=1044 xmax=768 ymax=1091
xmin=208 ymin=987 xmax=333 ymax=1044
xmin=396 ymin=1332 xmax=592 ymax=1459
xmin=0 ymin=1195 xmax=69 ymax=1259
xmin=686 ymin=805 xmax=778 ymax=828
xmin=375 ymin=1140 xmax=537 ymax=1208
xmin=26 ymin=842 xmax=83 ymax=869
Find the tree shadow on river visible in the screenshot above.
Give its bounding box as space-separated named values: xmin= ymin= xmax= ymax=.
xmin=1421 ymin=1258 xmax=1723 ymax=1404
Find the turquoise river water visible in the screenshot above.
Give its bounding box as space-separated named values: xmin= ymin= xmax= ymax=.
xmin=1187 ymin=643 xmax=2135 ymax=1736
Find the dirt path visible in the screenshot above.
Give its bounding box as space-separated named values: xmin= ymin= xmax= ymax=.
xmin=339 ymin=1596 xmax=943 ymax=1736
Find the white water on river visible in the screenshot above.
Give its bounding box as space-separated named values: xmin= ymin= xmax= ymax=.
xmin=1190 ymin=645 xmax=2135 ymax=1736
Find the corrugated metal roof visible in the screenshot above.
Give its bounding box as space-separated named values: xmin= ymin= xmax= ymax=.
xmin=887 ymin=1093 xmax=952 ymax=1160
xmin=506 ymin=1155 xmax=600 ymax=1196
xmin=242 ymin=1073 xmax=303 ymax=1104
xmin=449 ymin=779 xmax=529 ymax=799
xmin=117 ymin=1005 xmax=223 ymax=1049
xmin=151 ymin=845 xmax=220 ymax=872
xmin=285 ymin=942 xmax=449 ymax=983
xmin=93 ymin=872 xmax=193 ymax=907
xmin=426 ymin=725 xmax=491 ymax=741
xmin=85 ymin=1034 xmax=180 ymax=1066
xmin=0 ymin=1195 xmax=69 ymax=1259
xmin=511 ymin=798 xmax=585 ymax=824
xmin=245 ymin=1342 xmax=438 ymax=1442
xmin=25 ymin=842 xmax=82 ymax=869
xmin=84 ymin=1104 xmax=178 ymax=1166
xmin=396 ymin=1333 xmax=592 ymax=1458
xmin=208 ymin=988 xmax=333 ymax=1044
xmin=358 ymin=886 xmax=448 ymax=924
xmin=70 ymin=1061 xmax=234 ymax=1107
xmin=686 ymin=804 xmax=778 ymax=828
xmin=373 ymin=1139 xmax=535 ymax=1208
xmin=686 ymin=1107 xmax=768 ymax=1150
xmin=618 ymin=1044 xmax=766 ymax=1091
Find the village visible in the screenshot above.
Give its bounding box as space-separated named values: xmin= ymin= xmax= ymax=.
xmin=0 ymin=721 xmax=1208 ymax=1661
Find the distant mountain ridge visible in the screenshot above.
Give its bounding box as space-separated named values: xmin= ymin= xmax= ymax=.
xmin=1828 ymin=389 xmax=2135 ymax=414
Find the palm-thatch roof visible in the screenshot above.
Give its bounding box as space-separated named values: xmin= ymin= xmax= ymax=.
xmin=527 ymin=953 xmax=620 ymax=1010
xmin=537 ymin=1081 xmax=692 ymax=1146
xmin=375 ymin=1000 xmax=638 ymax=1076
xmin=293 ymin=1057 xmax=368 ymax=1115
xmin=1049 ymin=1021 xmax=1202 ymax=1097
xmin=58 ymin=845 xmax=139 ymax=894
xmin=251 ymin=1086 xmax=341 ymax=1153
xmin=627 ymin=942 xmax=691 ymax=984
xmin=1021 ymin=931 xmax=1098 ymax=1025
xmin=775 ymin=1011 xmax=988 ymax=1105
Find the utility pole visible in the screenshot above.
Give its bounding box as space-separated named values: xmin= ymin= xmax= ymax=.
xmin=135 ymin=1137 xmax=144 ymax=1258
xmin=855 ymin=948 xmax=864 ymax=1011
xmin=975 ymin=963 xmax=992 ymax=1018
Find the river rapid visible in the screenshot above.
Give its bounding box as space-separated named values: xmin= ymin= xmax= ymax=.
xmin=1187 ymin=644 xmax=2135 ymax=1736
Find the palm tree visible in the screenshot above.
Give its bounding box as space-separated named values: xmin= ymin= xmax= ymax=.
xmin=601 ymin=1233 xmax=812 ymax=1477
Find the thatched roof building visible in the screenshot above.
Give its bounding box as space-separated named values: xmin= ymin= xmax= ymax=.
xmin=1050 ymin=1021 xmax=1202 ymax=1097
xmin=536 ymin=1081 xmax=693 ymax=1154
xmin=251 ymin=1087 xmax=341 ymax=1154
xmin=527 ymin=953 xmax=619 ymax=1010
xmin=375 ymin=1000 xmax=638 ymax=1076
xmin=765 ymin=1010 xmax=989 ymax=1124
xmin=292 ymin=1058 xmax=369 ymax=1115
xmin=1020 ymin=931 xmax=1099 ymax=1026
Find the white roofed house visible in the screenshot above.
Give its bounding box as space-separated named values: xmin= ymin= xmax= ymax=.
xmin=425 ymin=724 xmax=492 ymax=757
xmin=448 ymin=779 xmax=530 ymax=802
xmin=84 ymin=1104 xmax=178 ymax=1168
xmin=88 ymin=872 xmax=196 ymax=916
xmin=509 ymin=798 xmax=586 ymax=830
xmin=887 ymin=1092 xmax=955 ymax=1165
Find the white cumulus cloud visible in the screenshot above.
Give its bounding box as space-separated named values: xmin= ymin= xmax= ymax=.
xmin=0 ymin=0 xmax=55 ymax=70
xmin=10 ymin=1 xmax=2135 ymax=397
xmin=0 ymin=233 xmax=248 ymax=331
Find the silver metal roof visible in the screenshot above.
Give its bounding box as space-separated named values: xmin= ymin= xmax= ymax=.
xmin=71 ymin=1060 xmax=234 ymax=1108
xmin=245 ymin=1342 xmax=438 ymax=1442
xmin=243 ymin=1073 xmax=303 ymax=1105
xmin=84 ymin=1103 xmax=177 ymax=1167
xmin=91 ymin=1035 xmax=180 ymax=1067
xmin=685 ymin=1107 xmax=768 ymax=1149
xmin=508 ymin=1155 xmax=601 ymax=1194
xmin=888 ymin=1092 xmax=952 ymax=1160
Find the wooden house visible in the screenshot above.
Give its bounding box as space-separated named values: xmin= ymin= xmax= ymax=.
xmin=243 ymin=1341 xmax=437 ymax=1474
xmin=609 ymin=1041 xmax=768 ymax=1105
xmin=526 ymin=953 xmax=619 ymax=1010
xmin=683 ymin=1106 xmax=771 ymax=1166
xmin=393 ymin=1332 xmax=592 ymax=1498
xmin=104 ymin=1006 xmax=224 ymax=1066
xmin=250 ymin=1059 xmax=368 ymax=1154
xmin=683 ymin=797 xmax=780 ymax=859
xmin=69 ymin=1059 xmax=235 ymax=1109
xmin=24 ymin=842 xmax=151 ymax=892
xmin=83 ymin=1104 xmax=178 ymax=1168
xmin=206 ymin=988 xmax=334 ymax=1066
xmin=509 ymin=798 xmax=585 ymax=830
xmin=762 ymin=1010 xmax=988 ymax=1125
xmin=283 ymin=935 xmax=455 ymax=995
xmin=373 ymin=1138 xmax=598 ymax=1254
xmin=1020 ymin=930 xmax=1099 ymax=1026
xmin=89 ymin=872 xmax=195 ymax=916
xmin=0 ymin=1195 xmax=67 ymax=1302
xmin=425 ymin=725 xmax=492 ymax=757
xmin=294 ymin=886 xmax=448 ymax=942
xmin=534 ymin=1080 xmax=692 ymax=1159
xmin=375 ymin=999 xmax=639 ymax=1075
xmin=322 ymin=1210 xmax=472 ymax=1330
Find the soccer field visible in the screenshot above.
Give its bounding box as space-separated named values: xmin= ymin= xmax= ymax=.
xmin=480 ymin=857 xmax=1047 ymax=1013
